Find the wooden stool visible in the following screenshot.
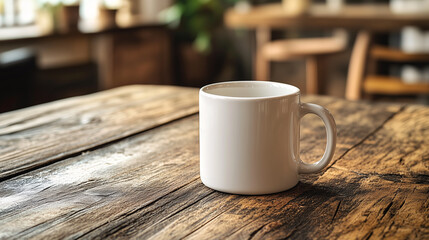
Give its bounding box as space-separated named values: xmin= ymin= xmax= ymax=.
xmin=256 ymin=30 xmax=347 ymax=94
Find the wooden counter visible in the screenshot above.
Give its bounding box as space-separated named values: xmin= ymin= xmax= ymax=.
xmin=0 ymin=20 xmax=173 ymax=95
xmin=0 ymin=85 xmax=427 ymax=239
xmin=0 ymin=17 xmax=164 ymax=43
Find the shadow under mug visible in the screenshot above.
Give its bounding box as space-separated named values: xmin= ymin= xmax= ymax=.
xmin=199 ymin=81 xmax=336 ymax=195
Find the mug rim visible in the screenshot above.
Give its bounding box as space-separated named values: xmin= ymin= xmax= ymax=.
xmin=200 ymin=81 xmax=300 ymax=100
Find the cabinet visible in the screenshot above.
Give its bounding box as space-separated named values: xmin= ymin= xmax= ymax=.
xmin=94 ymin=27 xmax=173 ymax=89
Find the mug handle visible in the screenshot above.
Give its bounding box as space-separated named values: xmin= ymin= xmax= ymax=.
xmin=298 ymin=103 xmax=337 ymax=174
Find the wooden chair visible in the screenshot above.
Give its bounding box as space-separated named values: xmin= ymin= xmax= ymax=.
xmin=256 ymin=29 xmax=347 ymax=94
xmin=345 ymin=31 xmax=429 ymax=100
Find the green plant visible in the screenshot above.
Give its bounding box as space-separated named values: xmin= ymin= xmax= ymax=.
xmin=161 ymin=0 xmax=233 ymax=53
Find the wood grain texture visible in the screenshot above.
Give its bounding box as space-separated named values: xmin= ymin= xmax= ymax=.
xmin=0 ymin=85 xmax=199 ymax=180
xmin=2 ymin=90 xmax=426 ymax=239
xmin=335 ymin=104 xmax=429 ymax=177
xmin=299 ymin=95 xmax=403 ymax=166
xmin=0 ymin=115 xmax=201 ymax=239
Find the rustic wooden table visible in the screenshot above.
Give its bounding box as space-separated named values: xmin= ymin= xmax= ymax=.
xmin=0 ymin=85 xmax=427 ymax=239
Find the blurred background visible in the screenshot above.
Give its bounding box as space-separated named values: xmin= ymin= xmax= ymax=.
xmin=1 ymin=0 xmax=429 ymax=112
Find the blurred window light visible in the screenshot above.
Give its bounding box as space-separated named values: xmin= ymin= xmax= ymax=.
xmin=18 ymin=0 xmax=36 ymax=25
xmin=0 ymin=0 xmax=125 ymax=28
xmin=4 ymin=0 xmax=15 ymax=26
xmin=80 ymin=0 xmax=101 ymax=20
xmin=62 ymin=0 xmax=79 ymax=5
xmin=38 ymin=0 xmax=62 ymax=5
xmin=103 ymin=0 xmax=122 ymax=9
xmin=390 ymin=0 xmax=429 ymax=14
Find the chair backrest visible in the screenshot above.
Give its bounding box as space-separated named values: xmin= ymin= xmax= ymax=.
xmin=345 ymin=31 xmax=371 ymax=100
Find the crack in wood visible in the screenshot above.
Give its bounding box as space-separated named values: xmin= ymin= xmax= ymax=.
xmin=0 ymin=88 xmax=180 ymax=132
xmin=379 ymin=220 xmax=396 ymax=239
xmin=363 ymin=230 xmax=373 ymax=240
xmin=0 ymin=105 xmax=76 ymax=130
xmin=327 ymin=105 xmax=406 ymax=170
xmin=354 ymin=189 xmax=411 ymax=240
xmin=380 ymin=202 xmax=394 ymax=220
xmin=331 ymin=200 xmax=342 ymax=222
xmin=123 ymin=177 xmax=202 ymax=219
xmin=161 ymin=191 xmax=217 ymax=224
xmin=380 ymin=190 xmax=399 ymax=221
xmin=0 ymin=119 xmax=61 ymax=136
xmin=244 ymin=185 xmax=341 ymax=240
xmin=224 ymin=218 xmax=260 ymax=239
xmin=330 ymin=166 xmax=429 ymax=184
xmin=248 ymin=224 xmax=265 ymax=240
xmin=284 ymin=228 xmax=299 ymax=240
xmin=0 ymin=112 xmax=199 ymax=183
xmin=96 ymin=190 xmax=217 ymax=239
xmin=181 ymin=206 xmax=231 ymax=239
xmin=76 ymin=177 xmax=204 ymax=238
xmin=15 ymin=203 xmax=94 ymax=239
xmin=397 ymin=200 xmax=406 ymax=211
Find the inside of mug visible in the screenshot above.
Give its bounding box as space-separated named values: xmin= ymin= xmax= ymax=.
xmin=202 ymin=81 xmax=299 ymax=98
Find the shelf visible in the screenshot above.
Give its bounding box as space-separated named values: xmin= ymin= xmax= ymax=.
xmin=371 ymin=45 xmax=429 ymax=62
xmin=364 ymin=75 xmax=429 ymax=95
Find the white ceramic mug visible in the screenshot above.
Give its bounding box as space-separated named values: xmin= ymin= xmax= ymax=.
xmin=199 ymin=81 xmax=336 ymax=195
